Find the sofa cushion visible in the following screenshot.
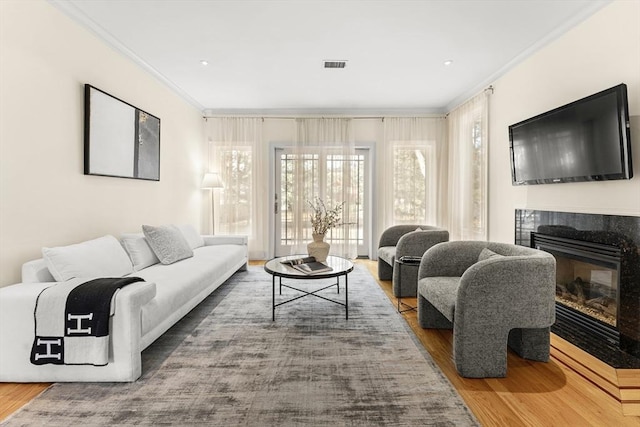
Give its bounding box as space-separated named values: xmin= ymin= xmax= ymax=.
xmin=177 ymin=224 xmax=205 ymax=250
xmin=418 ymin=276 xmax=460 ymax=322
xmin=477 ymin=248 xmax=504 ymax=262
xmin=378 ymin=246 xmax=396 ymax=265
xmin=132 ymin=244 xmax=247 ymax=338
xmin=142 ymin=224 xmax=193 ymax=265
xmin=121 ymin=234 xmax=160 ymax=271
xmin=42 ymin=235 xmax=134 ymax=282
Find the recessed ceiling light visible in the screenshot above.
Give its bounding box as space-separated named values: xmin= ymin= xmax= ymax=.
xmin=200 ymin=60 xmax=209 ymax=66
xmin=444 ymin=60 xmax=453 ymax=66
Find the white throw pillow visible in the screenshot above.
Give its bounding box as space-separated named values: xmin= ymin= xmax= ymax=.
xmin=177 ymin=224 xmax=205 ymax=250
xmin=120 ymin=233 xmax=160 ymax=271
xmin=42 ymin=235 xmax=134 ymax=282
xmin=142 ymin=224 xmax=193 ymax=265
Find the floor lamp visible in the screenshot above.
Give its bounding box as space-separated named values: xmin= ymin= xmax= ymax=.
xmin=202 ymin=172 xmax=224 ymax=234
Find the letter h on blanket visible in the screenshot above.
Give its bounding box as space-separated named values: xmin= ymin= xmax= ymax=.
xmin=31 ymin=277 xmax=143 ymax=366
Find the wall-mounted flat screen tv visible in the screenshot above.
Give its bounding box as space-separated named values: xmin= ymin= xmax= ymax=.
xmin=509 ymin=84 xmax=632 ymax=185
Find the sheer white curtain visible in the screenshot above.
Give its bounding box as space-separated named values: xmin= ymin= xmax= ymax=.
xmin=205 ymin=117 xmax=268 ymax=259
xmin=446 ymin=91 xmax=489 ymax=241
xmin=375 ymin=117 xmax=448 ymax=252
xmin=287 ymin=118 xmax=357 ymax=259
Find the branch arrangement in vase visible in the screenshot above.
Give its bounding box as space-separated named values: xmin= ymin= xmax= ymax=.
xmin=307 ymin=198 xmax=345 ymax=235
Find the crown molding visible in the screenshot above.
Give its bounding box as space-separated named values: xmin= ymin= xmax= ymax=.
xmin=445 ymin=0 xmax=611 ymax=112
xmin=202 ymin=107 xmax=446 ymax=117
xmin=48 ymin=0 xmax=204 ymax=112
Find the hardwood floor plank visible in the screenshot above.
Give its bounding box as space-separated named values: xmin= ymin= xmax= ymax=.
xmin=0 ymin=383 xmax=49 ymax=422
xmin=619 ymin=370 xmax=640 ymax=387
xmin=625 ymin=404 xmax=640 ymax=417
xmin=551 ymin=334 xmax=619 ymax=384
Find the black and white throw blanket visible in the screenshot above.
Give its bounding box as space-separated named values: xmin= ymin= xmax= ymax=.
xmin=30 ymin=277 xmax=143 ymax=366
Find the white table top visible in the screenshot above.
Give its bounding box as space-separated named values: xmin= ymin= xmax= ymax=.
xmin=264 ymin=255 xmax=354 ymax=279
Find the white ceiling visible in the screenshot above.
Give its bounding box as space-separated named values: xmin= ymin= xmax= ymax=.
xmin=52 ymin=0 xmax=610 ymax=114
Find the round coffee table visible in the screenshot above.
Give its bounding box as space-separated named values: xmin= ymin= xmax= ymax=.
xmin=264 ymin=255 xmax=354 ymax=320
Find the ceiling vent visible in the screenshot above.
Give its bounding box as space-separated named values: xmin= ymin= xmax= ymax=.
xmin=323 ymin=60 xmax=347 ymax=69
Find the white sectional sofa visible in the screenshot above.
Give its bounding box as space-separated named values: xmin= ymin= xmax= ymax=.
xmin=0 ymin=225 xmax=248 ymax=382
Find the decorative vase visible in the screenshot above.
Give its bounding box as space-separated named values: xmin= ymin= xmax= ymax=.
xmin=307 ymin=233 xmax=330 ymax=262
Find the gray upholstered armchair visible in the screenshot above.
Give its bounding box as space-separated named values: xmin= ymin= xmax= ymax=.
xmin=417 ymin=241 xmax=556 ymax=378
xmin=377 ymin=225 xmax=449 ymax=297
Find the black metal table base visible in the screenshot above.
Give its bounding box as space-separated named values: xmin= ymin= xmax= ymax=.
xmin=272 ymin=274 xmax=348 ymax=320
xmin=395 ymin=258 xmax=420 ymax=314
xmin=397 ymin=299 xmax=416 ymax=313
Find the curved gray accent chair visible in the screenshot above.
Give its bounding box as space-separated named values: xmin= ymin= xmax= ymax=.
xmin=377 ymin=225 xmax=449 ymax=297
xmin=417 ymin=241 xmax=556 ymax=378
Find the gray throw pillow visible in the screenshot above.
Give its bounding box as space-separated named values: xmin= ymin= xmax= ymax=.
xmin=142 ymin=224 xmax=194 ymax=265
xmin=477 ymin=247 xmax=504 ymax=262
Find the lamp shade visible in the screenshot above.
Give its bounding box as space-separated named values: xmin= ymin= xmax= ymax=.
xmin=202 ymin=172 xmax=223 ymax=189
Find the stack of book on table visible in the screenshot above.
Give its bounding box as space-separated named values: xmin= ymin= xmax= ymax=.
xmin=281 ymin=256 xmax=333 ymax=274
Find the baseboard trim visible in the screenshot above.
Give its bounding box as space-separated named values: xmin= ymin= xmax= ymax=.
xmin=551 ymin=334 xmax=640 ymax=416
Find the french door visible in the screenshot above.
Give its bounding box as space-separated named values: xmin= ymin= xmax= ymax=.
xmin=273 ymin=147 xmax=370 ymax=258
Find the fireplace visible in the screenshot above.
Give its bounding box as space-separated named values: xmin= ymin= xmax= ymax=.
xmin=516 ymin=210 xmax=640 ymax=368
xmin=533 ymin=233 xmax=620 ymax=344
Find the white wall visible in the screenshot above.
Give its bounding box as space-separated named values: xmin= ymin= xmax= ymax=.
xmin=488 ymin=0 xmax=640 ymax=243
xmin=0 ymin=1 xmax=205 ymax=287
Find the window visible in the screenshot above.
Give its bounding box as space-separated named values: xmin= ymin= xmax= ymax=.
xmin=392 ymin=146 xmax=427 ymax=223
xmin=206 ymin=117 xmax=267 ymax=259
xmin=378 ymin=117 xmax=446 ymax=241
xmin=471 ymin=120 xmax=486 ymax=235
xmin=446 ymin=91 xmax=488 ymax=240
xmin=217 ymin=147 xmax=252 ymax=235
xmin=389 ymin=143 xmax=437 ymax=225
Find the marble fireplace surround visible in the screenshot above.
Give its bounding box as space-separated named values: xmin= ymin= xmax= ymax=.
xmin=515 ymin=209 xmax=640 ymax=369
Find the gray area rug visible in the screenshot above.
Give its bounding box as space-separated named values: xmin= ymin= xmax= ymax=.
xmin=3 ymin=265 xmax=478 ymax=426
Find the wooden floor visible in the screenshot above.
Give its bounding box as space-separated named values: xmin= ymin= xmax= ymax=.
xmin=358 ymin=260 xmax=640 ymax=427
xmin=2 ymin=259 xmax=639 ymax=426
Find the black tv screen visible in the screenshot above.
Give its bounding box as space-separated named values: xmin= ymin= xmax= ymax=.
xmin=509 ymin=84 xmax=633 ymax=185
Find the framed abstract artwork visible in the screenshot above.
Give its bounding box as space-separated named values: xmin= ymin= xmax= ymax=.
xmin=84 ymin=84 xmax=160 ymax=181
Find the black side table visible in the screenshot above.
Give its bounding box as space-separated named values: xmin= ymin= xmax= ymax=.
xmin=394 ymin=256 xmax=421 ymax=313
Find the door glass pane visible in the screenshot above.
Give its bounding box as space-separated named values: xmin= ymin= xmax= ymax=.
xmin=279 ymin=153 xmax=319 ymax=247
xmin=325 ymin=153 xmax=364 ymax=247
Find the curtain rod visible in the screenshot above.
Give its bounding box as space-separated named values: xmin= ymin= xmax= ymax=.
xmin=203 ymin=115 xmax=447 ymax=121
xmin=203 ymin=89 xmax=492 ymax=121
